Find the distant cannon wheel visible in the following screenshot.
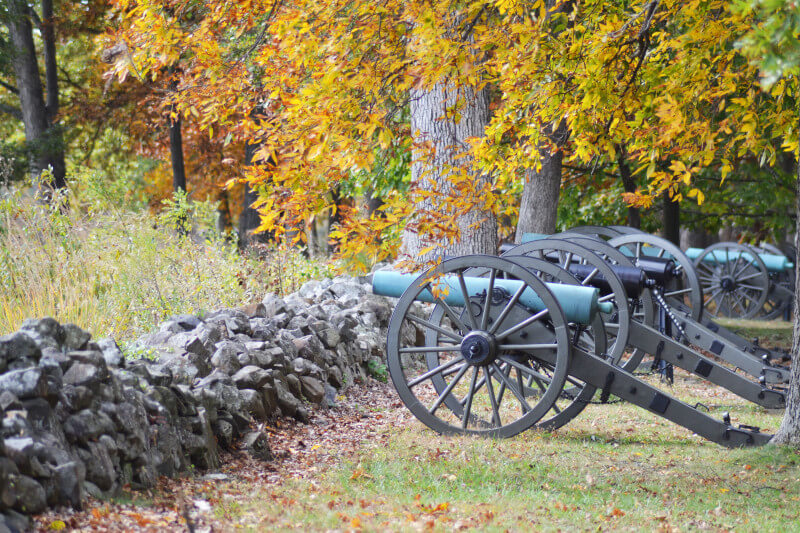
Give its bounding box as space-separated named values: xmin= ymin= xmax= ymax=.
xmin=693 ymin=243 xmax=769 ymax=319
xmin=608 ymin=225 xmax=647 ymax=235
xmin=754 ymin=244 xmax=794 ymax=320
xmin=608 ymin=234 xmax=704 ymax=322
xmin=386 ymin=255 xmax=571 ymax=437
xmin=502 ymin=238 xmax=647 ymax=370
xmin=567 ymin=225 xmax=626 ymax=240
xmin=424 ymin=256 xmax=608 ymax=432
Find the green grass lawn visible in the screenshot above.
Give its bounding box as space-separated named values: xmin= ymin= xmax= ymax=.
xmin=184 ymin=371 xmax=798 ymax=532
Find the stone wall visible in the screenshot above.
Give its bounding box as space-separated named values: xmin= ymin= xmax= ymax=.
xmin=0 ymin=275 xmax=409 ymax=532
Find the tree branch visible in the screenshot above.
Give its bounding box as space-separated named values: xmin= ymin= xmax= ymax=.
xmin=0 ymin=79 xmax=19 ymax=94
xmin=0 ymin=103 xmax=22 ymax=120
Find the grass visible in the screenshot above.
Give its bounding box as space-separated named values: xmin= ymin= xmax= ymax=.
xmin=0 ymin=171 xmax=330 ymax=340
xmin=717 ymin=318 xmax=794 ymax=352
xmin=188 ymin=367 xmax=797 ymax=532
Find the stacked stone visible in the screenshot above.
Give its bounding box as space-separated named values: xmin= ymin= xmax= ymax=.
xmin=0 ymin=275 xmax=405 ymax=532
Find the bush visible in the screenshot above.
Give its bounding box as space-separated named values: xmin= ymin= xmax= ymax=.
xmin=0 ymin=169 xmax=330 ymax=340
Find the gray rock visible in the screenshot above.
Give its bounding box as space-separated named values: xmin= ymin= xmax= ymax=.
xmin=239 ymin=303 xmax=267 ymax=318
xmin=62 ymin=323 xmax=91 ymax=351
xmin=242 ymin=431 xmax=273 ymax=461
xmin=0 ymin=332 xmax=40 ymax=370
xmin=286 ymin=373 xmax=301 ymax=397
xmin=261 ymin=293 xmax=287 ymax=317
xmin=327 ymin=366 xmax=343 ymax=388
xmin=0 ymin=510 xmax=30 ymax=533
xmin=260 ymin=384 xmax=279 ymax=415
xmin=0 ymin=392 xmax=20 ymax=412
xmin=315 ymin=328 xmax=340 ymax=349
xmin=51 ymin=461 xmax=84 ymax=508
xmin=21 ymin=317 xmax=64 ymax=344
xmin=59 ymin=385 xmax=93 ymax=412
xmin=8 ymin=475 xmax=46 ymax=514
xmin=139 ymin=330 xmax=173 ymax=347
xmin=172 ymin=314 xmax=202 ymax=330
xmin=0 ymin=368 xmax=48 ymax=400
xmin=324 ymin=383 xmax=337 ymax=408
xmin=299 ymin=376 xmax=325 ymax=404
xmin=167 ymin=332 xmax=210 ymax=360
xmin=96 ymin=338 xmax=124 ymax=367
xmin=274 ymin=381 xmax=299 ymax=418
xmin=2 ymin=438 xmax=34 ymax=473
xmin=80 ymin=440 xmax=116 ymax=491
xmin=231 ymin=366 xmax=272 ymax=390
xmin=239 ymin=389 xmax=267 ymax=420
xmin=63 ymin=409 xmax=115 ymax=444
xmin=210 ymin=341 xmax=245 ymax=375
xmin=62 ymin=361 xmax=107 ymax=390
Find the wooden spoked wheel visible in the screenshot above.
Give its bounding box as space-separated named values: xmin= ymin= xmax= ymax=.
xmin=693 ymin=243 xmax=769 ymax=319
xmin=424 ymin=256 xmax=608 ymax=432
xmin=608 ymin=234 xmax=704 ymax=322
xmin=386 ymin=255 xmax=572 ymax=437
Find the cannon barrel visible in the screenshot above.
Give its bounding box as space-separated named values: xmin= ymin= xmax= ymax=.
xmin=372 ymin=270 xmax=613 ymax=325
xmin=685 ymin=247 xmax=793 ymax=272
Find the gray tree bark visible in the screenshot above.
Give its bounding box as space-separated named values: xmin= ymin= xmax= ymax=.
xmin=771 ymin=107 xmax=800 ymax=445
xmin=515 ymin=148 xmax=563 ymax=240
xmin=401 ymin=83 xmax=497 ymax=259
xmin=4 ymin=0 xmax=66 ymax=191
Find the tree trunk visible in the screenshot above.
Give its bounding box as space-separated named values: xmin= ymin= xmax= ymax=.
xmin=515 ymin=144 xmax=563 ymax=241
xmin=771 ymin=107 xmax=800 ymax=445
xmin=662 ymin=193 xmax=680 ymax=245
xmin=402 ymin=83 xmax=497 ymax=259
xmin=238 ymin=142 xmax=272 ymax=249
xmin=168 ymin=113 xmax=186 ymax=192
xmin=5 ymin=0 xmax=66 ymax=192
xmin=617 ymin=148 xmax=640 ymax=229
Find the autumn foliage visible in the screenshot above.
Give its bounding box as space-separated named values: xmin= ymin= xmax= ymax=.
xmin=107 ymin=0 xmax=798 ymax=265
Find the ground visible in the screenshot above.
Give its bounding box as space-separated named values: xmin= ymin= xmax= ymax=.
xmin=34 ymin=323 xmax=800 ymax=532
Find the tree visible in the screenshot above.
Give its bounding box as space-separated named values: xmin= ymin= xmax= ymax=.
xmin=110 ymin=0 xmax=799 ymax=269
xmin=735 ymin=0 xmax=800 ymax=445
xmin=1 ymin=0 xmax=66 ymax=193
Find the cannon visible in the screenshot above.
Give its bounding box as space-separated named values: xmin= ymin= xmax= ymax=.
xmin=559 ymin=227 xmax=793 ymax=362
xmin=685 ymin=243 xmax=795 ymax=320
xmin=373 ymin=253 xmax=774 ymax=447
xmin=504 ymin=236 xmax=789 ymax=390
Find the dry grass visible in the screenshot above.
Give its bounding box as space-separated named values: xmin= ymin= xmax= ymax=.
xmin=0 ymin=176 xmax=329 ymax=341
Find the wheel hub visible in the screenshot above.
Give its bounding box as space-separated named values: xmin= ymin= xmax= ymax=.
xmin=720 ymin=276 xmax=736 ymax=291
xmin=460 ymin=331 xmax=497 ymax=366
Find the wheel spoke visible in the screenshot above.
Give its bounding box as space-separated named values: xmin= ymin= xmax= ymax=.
xmin=491 ymin=362 xmax=531 ymax=414
xmin=664 ymin=287 xmax=692 ymax=297
xmin=488 ymin=282 xmax=527 ymax=335
xmin=456 ymin=271 xmax=479 ymax=331
xmin=434 ymin=297 xmax=469 ymax=334
xmin=495 ymin=308 xmax=549 ymax=340
xmin=400 ymin=345 xmax=461 ymax=354
xmin=407 ymin=357 xmax=466 ymax=387
xmin=580 ymin=267 xmax=600 ymax=286
xmin=483 ymin=366 xmax=501 ymax=427
xmin=406 ymin=314 xmax=463 ymax=342
xmin=736 ymin=271 xmax=765 ymax=282
xmin=499 ymin=343 xmax=558 ymax=351
xmin=429 ymin=364 xmax=470 ymax=415
xmin=461 ymin=367 xmax=479 ymax=429
xmin=480 ymin=268 xmax=497 ymax=330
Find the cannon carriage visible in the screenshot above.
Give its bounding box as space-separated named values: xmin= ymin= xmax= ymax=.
xmin=373 ymin=231 xmax=784 ymax=447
